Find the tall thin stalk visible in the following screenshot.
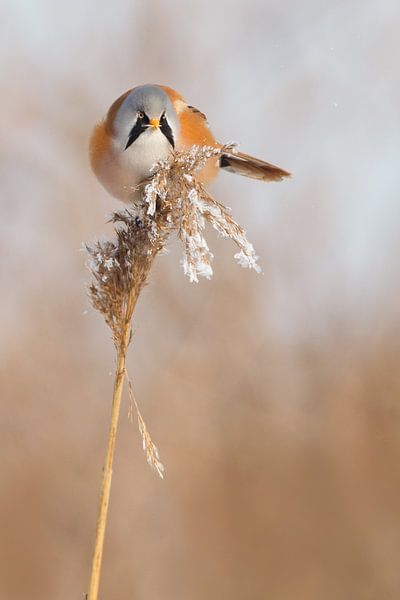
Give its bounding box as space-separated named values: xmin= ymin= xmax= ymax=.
xmin=87 ymin=287 xmax=138 ymax=600
xmin=86 ymin=208 xmax=164 ymax=599
xmin=85 ymin=145 xmax=262 ymax=599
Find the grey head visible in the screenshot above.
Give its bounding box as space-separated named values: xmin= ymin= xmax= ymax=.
xmin=113 ymin=85 xmax=179 ymax=151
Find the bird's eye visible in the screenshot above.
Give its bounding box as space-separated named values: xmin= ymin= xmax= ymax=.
xmin=137 ymin=111 xmax=145 ymax=119
xmin=161 ymin=112 xmax=166 ymax=121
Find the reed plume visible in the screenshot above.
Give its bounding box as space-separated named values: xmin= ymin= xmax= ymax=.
xmin=85 ymin=144 xmax=261 ymax=600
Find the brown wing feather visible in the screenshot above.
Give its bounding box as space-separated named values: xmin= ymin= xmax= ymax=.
xmin=220 ymin=150 xmax=291 ymax=182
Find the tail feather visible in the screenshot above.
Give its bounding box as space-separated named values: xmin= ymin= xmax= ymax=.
xmin=220 ymin=150 xmax=291 ymax=182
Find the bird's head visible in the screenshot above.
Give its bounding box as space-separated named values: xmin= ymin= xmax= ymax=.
xmin=111 ymin=85 xmax=179 ymax=151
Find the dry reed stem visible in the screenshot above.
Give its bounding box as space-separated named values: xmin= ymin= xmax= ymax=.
xmin=87 ymin=265 xmax=149 ymax=600
xmin=87 ymin=323 xmax=130 ymax=600
xmin=85 ymin=144 xmax=261 ymax=600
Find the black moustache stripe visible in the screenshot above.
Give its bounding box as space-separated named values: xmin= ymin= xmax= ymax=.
xmin=125 ymin=115 xmax=175 ymax=150
xmin=125 ymin=119 xmax=146 ymax=150
xmin=160 ymin=119 xmax=175 ymax=148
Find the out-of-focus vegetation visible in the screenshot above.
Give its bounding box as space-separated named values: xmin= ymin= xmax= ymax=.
xmin=0 ymin=1 xmax=399 ymax=599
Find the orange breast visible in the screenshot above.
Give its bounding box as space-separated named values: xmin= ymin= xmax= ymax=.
xmin=89 ymin=121 xmax=132 ymax=201
xmin=89 ymin=121 xmax=111 ymax=177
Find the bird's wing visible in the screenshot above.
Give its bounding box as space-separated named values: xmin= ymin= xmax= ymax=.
xmin=160 ymin=86 xmax=219 ymax=149
xmin=160 ymin=86 xmax=220 ymax=183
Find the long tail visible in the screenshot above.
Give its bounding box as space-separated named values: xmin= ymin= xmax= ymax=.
xmin=219 ymin=150 xmax=291 ymax=182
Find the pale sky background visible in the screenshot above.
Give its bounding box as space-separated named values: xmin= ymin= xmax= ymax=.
xmin=1 ymin=0 xmax=399 ymax=347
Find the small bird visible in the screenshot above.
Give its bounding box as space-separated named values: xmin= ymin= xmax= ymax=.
xmin=90 ymin=84 xmax=290 ymax=204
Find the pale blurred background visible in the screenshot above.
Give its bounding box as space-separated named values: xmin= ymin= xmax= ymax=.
xmin=1 ymin=1 xmax=400 ymax=598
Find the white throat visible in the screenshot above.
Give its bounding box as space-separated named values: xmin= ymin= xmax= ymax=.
xmin=120 ymin=127 xmax=172 ymax=181
xmin=98 ymin=127 xmax=174 ymax=203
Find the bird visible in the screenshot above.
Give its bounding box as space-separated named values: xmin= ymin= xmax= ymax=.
xmin=90 ymin=84 xmax=290 ymax=204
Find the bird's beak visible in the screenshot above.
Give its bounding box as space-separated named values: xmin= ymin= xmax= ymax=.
xmin=149 ymin=118 xmax=160 ymax=129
